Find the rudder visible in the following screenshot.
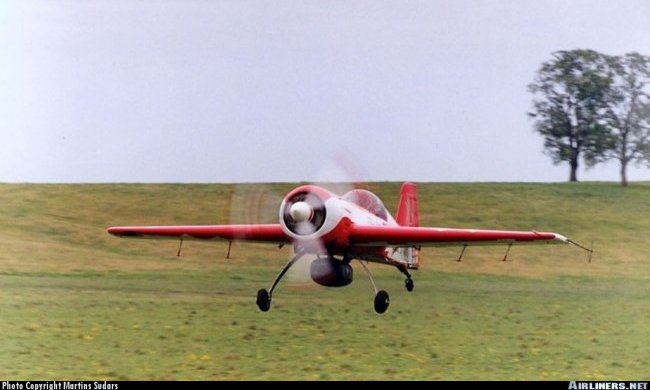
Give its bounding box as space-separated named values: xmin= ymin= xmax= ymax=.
xmin=394 ymin=182 xmax=420 ymax=269
xmin=396 ymin=182 xmax=419 ymax=227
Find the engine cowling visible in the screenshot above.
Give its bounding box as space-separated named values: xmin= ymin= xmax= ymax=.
xmin=279 ymin=185 xmax=338 ymax=243
xmin=310 ymin=258 xmax=353 ymax=287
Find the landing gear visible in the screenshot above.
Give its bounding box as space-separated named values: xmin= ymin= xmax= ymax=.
xmin=405 ymin=277 xmax=414 ymax=292
xmin=390 ymin=261 xmax=414 ymax=292
xmin=256 ymin=251 xmax=306 ymax=312
xmin=374 ymin=290 xmax=390 ymax=314
xmin=258 ymin=251 xmax=416 ymax=314
xmin=358 ymin=260 xmax=391 ymax=314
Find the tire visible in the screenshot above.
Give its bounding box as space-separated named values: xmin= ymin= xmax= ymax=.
xmin=256 ymin=289 xmax=271 ymax=312
xmin=374 ymin=290 xmax=390 ymax=314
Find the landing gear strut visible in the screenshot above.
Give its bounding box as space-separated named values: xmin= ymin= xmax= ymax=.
xmin=358 ymin=260 xmax=390 ymax=314
xmin=256 ymin=250 xmax=306 ymax=312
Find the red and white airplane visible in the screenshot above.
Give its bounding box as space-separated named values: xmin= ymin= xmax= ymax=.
xmin=107 ymin=182 xmax=589 ymax=314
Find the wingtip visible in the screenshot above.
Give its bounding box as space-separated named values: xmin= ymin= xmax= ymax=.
xmin=553 ymin=233 xmax=569 ymax=243
xmin=107 ymin=226 xmax=132 ymax=237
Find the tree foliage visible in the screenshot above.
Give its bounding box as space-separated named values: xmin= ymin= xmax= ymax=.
xmin=528 ymin=49 xmax=616 ymax=182
xmin=529 ymin=49 xmax=650 ymax=185
xmin=599 ymin=52 xmax=650 ymax=186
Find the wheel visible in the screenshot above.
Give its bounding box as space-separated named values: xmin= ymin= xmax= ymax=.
xmin=256 ymin=289 xmax=271 ymax=312
xmin=374 ymin=290 xmax=390 ymax=314
xmin=405 ymin=278 xmax=414 ymax=292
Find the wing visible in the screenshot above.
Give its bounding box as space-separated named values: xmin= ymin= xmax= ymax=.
xmin=107 ymin=224 xmax=291 ymax=243
xmin=348 ymin=225 xmax=567 ymax=247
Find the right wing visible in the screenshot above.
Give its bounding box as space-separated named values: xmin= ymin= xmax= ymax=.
xmin=107 ymin=224 xmax=291 ymax=244
xmin=348 ymin=225 xmax=568 ymax=247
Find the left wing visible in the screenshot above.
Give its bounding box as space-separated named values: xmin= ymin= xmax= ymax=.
xmin=348 ymin=225 xmax=567 ymax=247
xmin=107 ymin=224 xmax=291 ymax=243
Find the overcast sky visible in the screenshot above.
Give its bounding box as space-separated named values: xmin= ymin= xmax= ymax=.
xmin=1 ymin=0 xmax=650 ymax=183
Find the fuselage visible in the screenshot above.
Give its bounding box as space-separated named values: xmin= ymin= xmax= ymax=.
xmin=279 ymin=185 xmax=399 ymax=261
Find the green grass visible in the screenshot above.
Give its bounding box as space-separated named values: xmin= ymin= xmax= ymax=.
xmin=0 ymin=182 xmax=648 ymax=379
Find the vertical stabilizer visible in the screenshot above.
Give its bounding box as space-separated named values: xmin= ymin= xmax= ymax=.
xmin=394 ymin=182 xmax=420 ymax=269
xmin=396 ymin=182 xmax=419 ymax=227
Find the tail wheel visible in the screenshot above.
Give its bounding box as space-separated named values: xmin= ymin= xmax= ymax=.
xmin=374 ymin=290 xmax=390 ymax=314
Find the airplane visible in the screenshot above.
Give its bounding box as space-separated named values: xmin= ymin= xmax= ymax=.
xmin=107 ymin=182 xmax=591 ymax=314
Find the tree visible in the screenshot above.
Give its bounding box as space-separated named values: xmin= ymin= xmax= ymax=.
xmin=596 ymin=52 xmax=650 ymax=187
xmin=528 ymin=49 xmax=616 ymax=182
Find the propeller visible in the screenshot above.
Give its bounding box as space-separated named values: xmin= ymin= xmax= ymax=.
xmin=281 ymin=191 xmax=327 ymax=236
xmin=228 ymin=154 xmax=365 ymax=286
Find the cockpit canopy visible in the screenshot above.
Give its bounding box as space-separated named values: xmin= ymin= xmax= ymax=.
xmin=342 ymin=189 xmax=389 ymax=221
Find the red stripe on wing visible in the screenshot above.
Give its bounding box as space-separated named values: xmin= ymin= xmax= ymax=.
xmin=107 ymin=224 xmax=291 ymax=243
xmin=348 ymin=225 xmax=562 ymax=247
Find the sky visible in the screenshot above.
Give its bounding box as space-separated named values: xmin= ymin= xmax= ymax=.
xmin=1 ymin=0 xmax=650 ymax=183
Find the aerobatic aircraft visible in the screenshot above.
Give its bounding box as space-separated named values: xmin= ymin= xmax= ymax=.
xmin=107 ymin=182 xmax=590 ymax=314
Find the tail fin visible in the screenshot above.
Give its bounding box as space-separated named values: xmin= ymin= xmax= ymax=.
xmin=396 ymin=182 xmax=419 ymax=227
xmin=394 ymin=182 xmax=420 ymax=269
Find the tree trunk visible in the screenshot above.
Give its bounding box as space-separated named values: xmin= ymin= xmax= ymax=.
xmin=569 ymin=157 xmax=578 ymax=182
xmin=620 ymin=161 xmax=628 ymax=187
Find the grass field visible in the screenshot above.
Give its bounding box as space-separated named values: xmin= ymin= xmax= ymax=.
xmin=0 ymin=182 xmax=648 ymax=380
